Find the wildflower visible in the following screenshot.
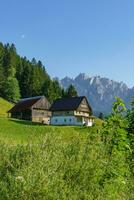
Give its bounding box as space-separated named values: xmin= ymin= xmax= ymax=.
xmin=15 ymin=176 xmax=25 ymax=182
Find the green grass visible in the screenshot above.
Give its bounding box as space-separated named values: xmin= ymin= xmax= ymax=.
xmin=0 ymin=117 xmax=96 ymax=145
xmin=0 ymin=96 xmax=101 ymax=145
xmin=0 ymin=118 xmax=107 ymax=200
xmin=0 ymin=99 xmax=132 ymax=199
xmin=0 ymin=97 xmax=13 ymax=117
xmin=0 ymin=117 xmax=132 ymax=200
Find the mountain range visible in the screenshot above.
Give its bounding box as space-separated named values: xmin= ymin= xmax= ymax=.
xmin=59 ymin=73 xmax=134 ymax=115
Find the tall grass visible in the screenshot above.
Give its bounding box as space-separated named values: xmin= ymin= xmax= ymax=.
xmin=0 ymin=128 xmax=132 ymax=200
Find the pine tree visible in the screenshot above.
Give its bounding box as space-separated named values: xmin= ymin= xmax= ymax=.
xmin=0 ymin=42 xmax=64 ymax=103
xmin=61 ymin=88 xmax=67 ymax=97
xmin=42 ymin=79 xmax=62 ymax=103
xmin=1 ymin=44 xmax=21 ymax=102
xmin=3 ymin=76 xmax=20 ymax=102
xmin=98 ymin=112 xmax=104 ymax=120
xmin=66 ymin=84 xmax=78 ymax=97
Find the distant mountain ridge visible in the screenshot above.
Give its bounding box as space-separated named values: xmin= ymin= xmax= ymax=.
xmin=59 ymin=73 xmax=134 ymax=115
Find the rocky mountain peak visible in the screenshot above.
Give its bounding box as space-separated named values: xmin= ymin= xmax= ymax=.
xmin=60 ymin=73 xmax=133 ymax=115
xmin=75 ymin=73 xmax=90 ymax=81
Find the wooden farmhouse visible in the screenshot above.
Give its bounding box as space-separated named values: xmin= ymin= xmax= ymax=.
xmin=50 ymin=96 xmax=95 ymax=126
xmin=8 ymin=96 xmax=51 ymax=124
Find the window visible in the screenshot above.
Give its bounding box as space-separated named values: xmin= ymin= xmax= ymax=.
xmin=55 ymin=119 xmax=58 ymax=123
xmin=64 ymin=119 xmax=66 ymax=122
xmin=70 ymin=118 xmax=72 ymax=122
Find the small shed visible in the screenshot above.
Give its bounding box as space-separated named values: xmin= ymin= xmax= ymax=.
xmin=8 ymin=96 xmax=51 ymax=124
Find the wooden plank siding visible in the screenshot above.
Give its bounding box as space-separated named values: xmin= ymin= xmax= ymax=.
xmin=52 ymin=111 xmax=74 ymax=116
xmin=31 ymin=97 xmax=51 ymax=124
xmin=9 ymin=96 xmax=51 ymax=124
xmin=77 ymin=98 xmax=92 ymax=114
xmin=32 ymin=109 xmax=51 ymax=124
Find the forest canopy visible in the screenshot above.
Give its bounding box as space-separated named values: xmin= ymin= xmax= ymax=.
xmin=0 ymin=42 xmax=77 ymax=103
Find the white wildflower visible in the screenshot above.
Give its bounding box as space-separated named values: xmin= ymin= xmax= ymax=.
xmin=15 ymin=176 xmax=25 ymax=182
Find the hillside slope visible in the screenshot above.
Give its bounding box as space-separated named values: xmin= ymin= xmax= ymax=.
xmin=0 ymin=97 xmax=13 ymax=117
xmin=0 ymin=117 xmax=95 ymax=144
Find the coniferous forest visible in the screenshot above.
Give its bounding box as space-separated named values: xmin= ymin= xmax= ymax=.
xmin=0 ymin=42 xmax=77 ymax=103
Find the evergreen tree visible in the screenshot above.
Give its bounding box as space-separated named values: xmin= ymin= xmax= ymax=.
xmin=0 ymin=42 xmax=64 ymax=103
xmin=98 ymin=112 xmax=104 ymax=120
xmin=66 ymin=84 xmax=78 ymax=97
xmin=1 ymin=44 xmax=21 ymax=102
xmin=61 ymin=88 xmax=67 ymax=98
xmin=0 ymin=65 xmax=4 ymax=96
xmin=42 ymin=78 xmax=51 ymax=100
xmin=0 ymin=43 xmax=5 ymax=96
xmin=3 ymin=76 xmax=20 ymax=102
xmin=42 ymin=79 xmax=62 ymax=103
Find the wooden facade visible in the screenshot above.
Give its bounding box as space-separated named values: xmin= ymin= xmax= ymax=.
xmin=8 ymin=96 xmax=51 ymax=124
xmin=50 ymin=96 xmax=95 ymax=126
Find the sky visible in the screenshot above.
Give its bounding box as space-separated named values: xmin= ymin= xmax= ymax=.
xmin=0 ymin=0 xmax=134 ymax=87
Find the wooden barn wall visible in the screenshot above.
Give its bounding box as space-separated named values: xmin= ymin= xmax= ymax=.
xmin=77 ymin=98 xmax=92 ymax=113
xmin=32 ymin=97 xmax=50 ymax=110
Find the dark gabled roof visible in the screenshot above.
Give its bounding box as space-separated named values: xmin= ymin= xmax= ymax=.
xmin=50 ymin=96 xmax=91 ymax=111
xmin=8 ymin=96 xmax=44 ymax=113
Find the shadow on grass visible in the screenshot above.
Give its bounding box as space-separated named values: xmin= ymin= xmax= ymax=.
xmin=73 ymin=126 xmax=90 ymax=131
xmin=9 ymin=118 xmax=44 ymax=126
xmin=73 ymin=125 xmax=98 ymax=133
xmin=8 ymin=118 xmax=94 ymax=130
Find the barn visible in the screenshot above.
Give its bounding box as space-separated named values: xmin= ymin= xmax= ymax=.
xmin=50 ymin=96 xmax=95 ymax=126
xmin=8 ymin=96 xmax=51 ymax=124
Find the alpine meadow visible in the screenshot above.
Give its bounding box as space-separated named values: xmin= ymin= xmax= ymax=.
xmin=0 ymin=42 xmax=133 ymax=200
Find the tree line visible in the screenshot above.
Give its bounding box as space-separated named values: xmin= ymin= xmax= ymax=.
xmin=0 ymin=42 xmax=77 ymax=103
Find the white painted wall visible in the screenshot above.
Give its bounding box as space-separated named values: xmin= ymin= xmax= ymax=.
xmin=87 ymin=120 xmax=93 ymax=127
xmin=50 ymin=116 xmax=93 ymax=126
xmin=50 ymin=116 xmax=83 ymax=126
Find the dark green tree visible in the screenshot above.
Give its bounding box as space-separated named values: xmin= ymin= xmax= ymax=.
xmin=61 ymin=88 xmax=67 ymax=98
xmin=66 ymin=84 xmax=78 ymax=97
xmin=42 ymin=79 xmax=62 ymax=103
xmin=3 ymin=76 xmax=20 ymax=102
xmin=98 ymin=112 xmax=104 ymax=120
xmin=0 ymin=42 xmax=64 ymax=103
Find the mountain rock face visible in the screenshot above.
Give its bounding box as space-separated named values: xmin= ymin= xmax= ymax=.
xmin=60 ymin=73 xmax=134 ymax=115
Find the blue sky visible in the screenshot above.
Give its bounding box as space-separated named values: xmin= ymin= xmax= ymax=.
xmin=0 ymin=0 xmax=134 ymax=87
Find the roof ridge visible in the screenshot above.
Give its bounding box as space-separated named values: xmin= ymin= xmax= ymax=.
xmin=54 ymin=96 xmax=85 ymax=100
xmin=19 ymin=96 xmax=44 ymax=102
